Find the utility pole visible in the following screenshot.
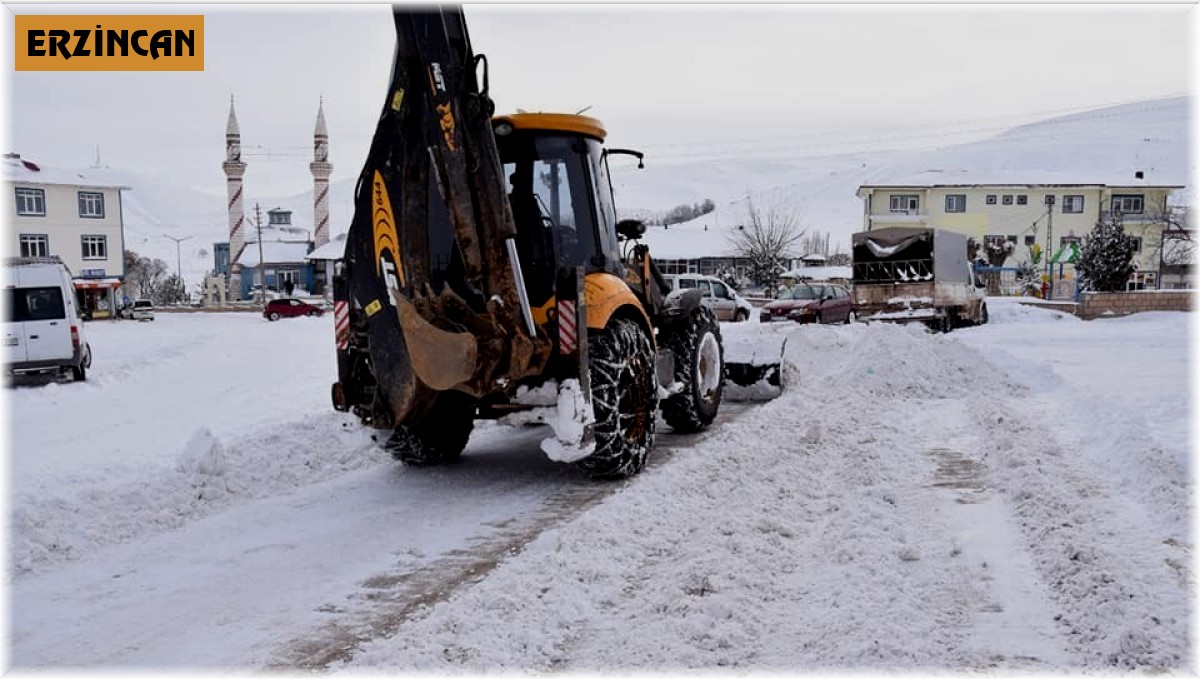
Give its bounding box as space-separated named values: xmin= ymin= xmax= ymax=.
xmin=255 ymin=203 xmax=266 ymax=304
xmin=163 ymin=234 xmax=192 ymax=304
xmin=1044 ymin=195 xmax=1055 ymax=299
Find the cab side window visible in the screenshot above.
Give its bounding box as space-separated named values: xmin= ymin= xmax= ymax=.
xmin=711 ymin=281 xmax=730 ymax=299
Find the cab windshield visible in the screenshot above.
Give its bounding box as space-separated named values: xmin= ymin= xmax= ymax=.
xmin=499 ymin=133 xmax=600 ymax=269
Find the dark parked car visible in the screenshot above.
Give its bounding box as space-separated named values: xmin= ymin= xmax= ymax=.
xmin=759 ymin=283 xmax=855 ymax=324
xmin=263 ymin=298 xmax=325 ymax=321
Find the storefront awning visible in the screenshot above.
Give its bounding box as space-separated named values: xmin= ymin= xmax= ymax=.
xmin=73 ymin=278 xmax=122 ymax=290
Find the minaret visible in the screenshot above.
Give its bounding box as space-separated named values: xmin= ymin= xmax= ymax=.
xmin=223 ymin=96 xmax=247 ymax=296
xmin=310 ymin=98 xmax=333 ymax=248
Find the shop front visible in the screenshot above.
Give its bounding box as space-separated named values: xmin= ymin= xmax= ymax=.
xmin=73 ymin=278 xmax=123 ymax=319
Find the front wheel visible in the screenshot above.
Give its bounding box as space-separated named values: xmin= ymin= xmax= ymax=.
xmin=660 ymin=306 xmax=723 ymax=434
xmin=977 ymin=303 xmax=989 ymax=326
xmin=268 ymin=312 xmax=280 ymax=321
xmin=575 ymin=318 xmax=657 ymax=479
xmin=733 ymin=310 xmax=748 ymax=323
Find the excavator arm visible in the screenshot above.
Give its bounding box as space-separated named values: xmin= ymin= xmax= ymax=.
xmin=334 ymin=6 xmax=550 ymax=429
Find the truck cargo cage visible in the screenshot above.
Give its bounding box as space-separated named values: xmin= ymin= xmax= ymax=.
xmin=852 ymin=259 xmax=934 ymax=284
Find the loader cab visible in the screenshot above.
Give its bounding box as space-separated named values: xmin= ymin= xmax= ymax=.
xmin=493 ymin=114 xmax=622 ymax=287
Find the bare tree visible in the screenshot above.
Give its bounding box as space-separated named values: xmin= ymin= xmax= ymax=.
xmin=123 ymin=250 xmax=171 ymax=302
xmin=827 ymin=251 xmax=851 ymax=266
xmin=799 ymin=231 xmax=831 ymax=258
xmin=726 ymin=195 xmax=804 ymax=286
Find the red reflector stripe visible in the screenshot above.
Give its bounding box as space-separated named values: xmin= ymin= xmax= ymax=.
xmin=334 ymin=301 xmax=350 ymax=350
xmin=557 ymin=300 xmax=576 ymax=354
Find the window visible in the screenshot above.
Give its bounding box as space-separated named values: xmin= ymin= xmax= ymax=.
xmin=1002 ymin=195 xmax=1013 ymax=206
xmin=1130 ymin=236 xmax=1142 ymax=252
xmin=1024 ymin=235 xmax=1036 ymax=246
xmin=1111 ymin=194 xmax=1144 ymax=214
xmin=1062 ymin=195 xmax=1085 ymax=213
xmin=19 ymin=234 xmax=49 ymax=258
xmin=1060 ymin=235 xmax=1081 ymax=247
xmin=78 ymin=191 xmax=105 ymax=218
xmin=986 ymin=195 xmax=997 ymax=205
xmin=81 ymin=235 xmax=107 ymax=260
xmin=1017 ymin=195 xmax=1028 ymax=205
xmin=15 ymin=188 xmax=45 ymax=216
xmin=984 ymin=234 xmax=1009 ymax=249
xmin=4 ymin=286 xmax=65 ymax=322
xmin=711 ymin=281 xmax=730 ymax=299
xmin=889 ymin=194 xmax=920 ymax=213
xmin=945 ymin=194 xmax=966 ymax=213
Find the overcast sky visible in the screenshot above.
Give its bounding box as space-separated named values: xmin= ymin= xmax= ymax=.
xmin=3 ymin=3 xmax=1193 ymax=198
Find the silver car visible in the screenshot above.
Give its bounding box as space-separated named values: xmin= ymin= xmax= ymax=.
xmin=664 ymin=274 xmax=754 ymax=322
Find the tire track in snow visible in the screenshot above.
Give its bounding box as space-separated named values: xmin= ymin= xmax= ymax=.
xmin=962 ymin=389 xmax=1190 ymax=669
xmin=269 ymin=406 xmax=752 ymax=670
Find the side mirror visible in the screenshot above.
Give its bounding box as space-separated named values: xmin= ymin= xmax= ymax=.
xmin=617 ymin=219 xmax=646 ymax=240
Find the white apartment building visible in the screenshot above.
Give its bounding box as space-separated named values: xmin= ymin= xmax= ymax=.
xmin=5 ymin=153 xmax=129 ymax=317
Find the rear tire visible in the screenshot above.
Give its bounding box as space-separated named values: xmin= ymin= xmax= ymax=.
xmin=845 ymin=310 xmax=856 ymax=324
xmin=660 ymin=307 xmax=723 ymax=434
xmin=977 ymin=303 xmax=989 ymax=325
xmin=268 ymin=312 xmax=280 ymax=321
xmin=387 ymin=391 xmax=476 ymax=466
xmin=71 ymin=345 xmax=91 ymax=382
xmin=576 ymin=318 xmax=657 ymax=479
xmin=733 ymin=310 xmax=748 ymax=323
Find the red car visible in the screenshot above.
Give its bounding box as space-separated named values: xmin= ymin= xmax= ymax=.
xmin=263 ymin=298 xmax=325 ymax=321
xmin=759 ymin=283 xmax=855 ymax=324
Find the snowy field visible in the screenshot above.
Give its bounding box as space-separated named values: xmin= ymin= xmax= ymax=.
xmin=5 ymin=299 xmax=1192 ymax=672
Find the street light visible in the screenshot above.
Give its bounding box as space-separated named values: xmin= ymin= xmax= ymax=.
xmin=163 ymin=234 xmax=192 ymax=304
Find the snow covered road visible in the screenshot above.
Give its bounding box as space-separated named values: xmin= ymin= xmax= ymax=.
xmin=6 ymin=301 xmax=1191 ymax=672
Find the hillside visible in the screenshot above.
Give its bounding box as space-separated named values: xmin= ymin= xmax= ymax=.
xmin=99 ymin=95 xmax=1189 ymax=282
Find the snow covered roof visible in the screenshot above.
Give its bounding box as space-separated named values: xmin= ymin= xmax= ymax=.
xmin=305 ymin=232 xmax=346 ymax=261
xmin=639 ymin=221 xmax=738 ymax=260
xmin=780 ymin=266 xmax=852 ymax=281
xmin=860 ymin=172 xmax=1185 ymax=190
xmin=235 ymin=241 xmax=312 ymax=267
xmin=3 ymin=154 xmax=131 ymax=190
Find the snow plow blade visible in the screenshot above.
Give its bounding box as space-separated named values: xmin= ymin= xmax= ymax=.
xmin=723 ymin=334 xmax=786 ymax=401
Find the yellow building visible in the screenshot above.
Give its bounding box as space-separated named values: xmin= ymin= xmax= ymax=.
xmin=856 ymin=179 xmax=1183 ymax=289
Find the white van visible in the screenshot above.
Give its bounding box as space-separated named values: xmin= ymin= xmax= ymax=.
xmin=663 ymin=274 xmax=755 ymax=322
xmin=4 ymin=257 xmax=93 ymax=381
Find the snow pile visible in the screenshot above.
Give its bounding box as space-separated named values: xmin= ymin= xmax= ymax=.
xmin=8 ymin=314 xmax=386 ymax=581
xmin=780 ymin=321 xmax=1013 ymax=401
xmin=178 ymin=426 xmax=227 ymax=476
xmin=342 ymin=311 xmax=1190 ymax=672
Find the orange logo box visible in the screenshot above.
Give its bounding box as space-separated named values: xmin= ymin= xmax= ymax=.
xmin=15 ymin=15 xmax=204 ymax=71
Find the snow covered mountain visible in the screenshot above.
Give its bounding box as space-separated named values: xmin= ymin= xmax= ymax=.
xmin=101 ymin=95 xmax=1189 ymax=281
xmin=633 ymin=95 xmax=1189 ymax=259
